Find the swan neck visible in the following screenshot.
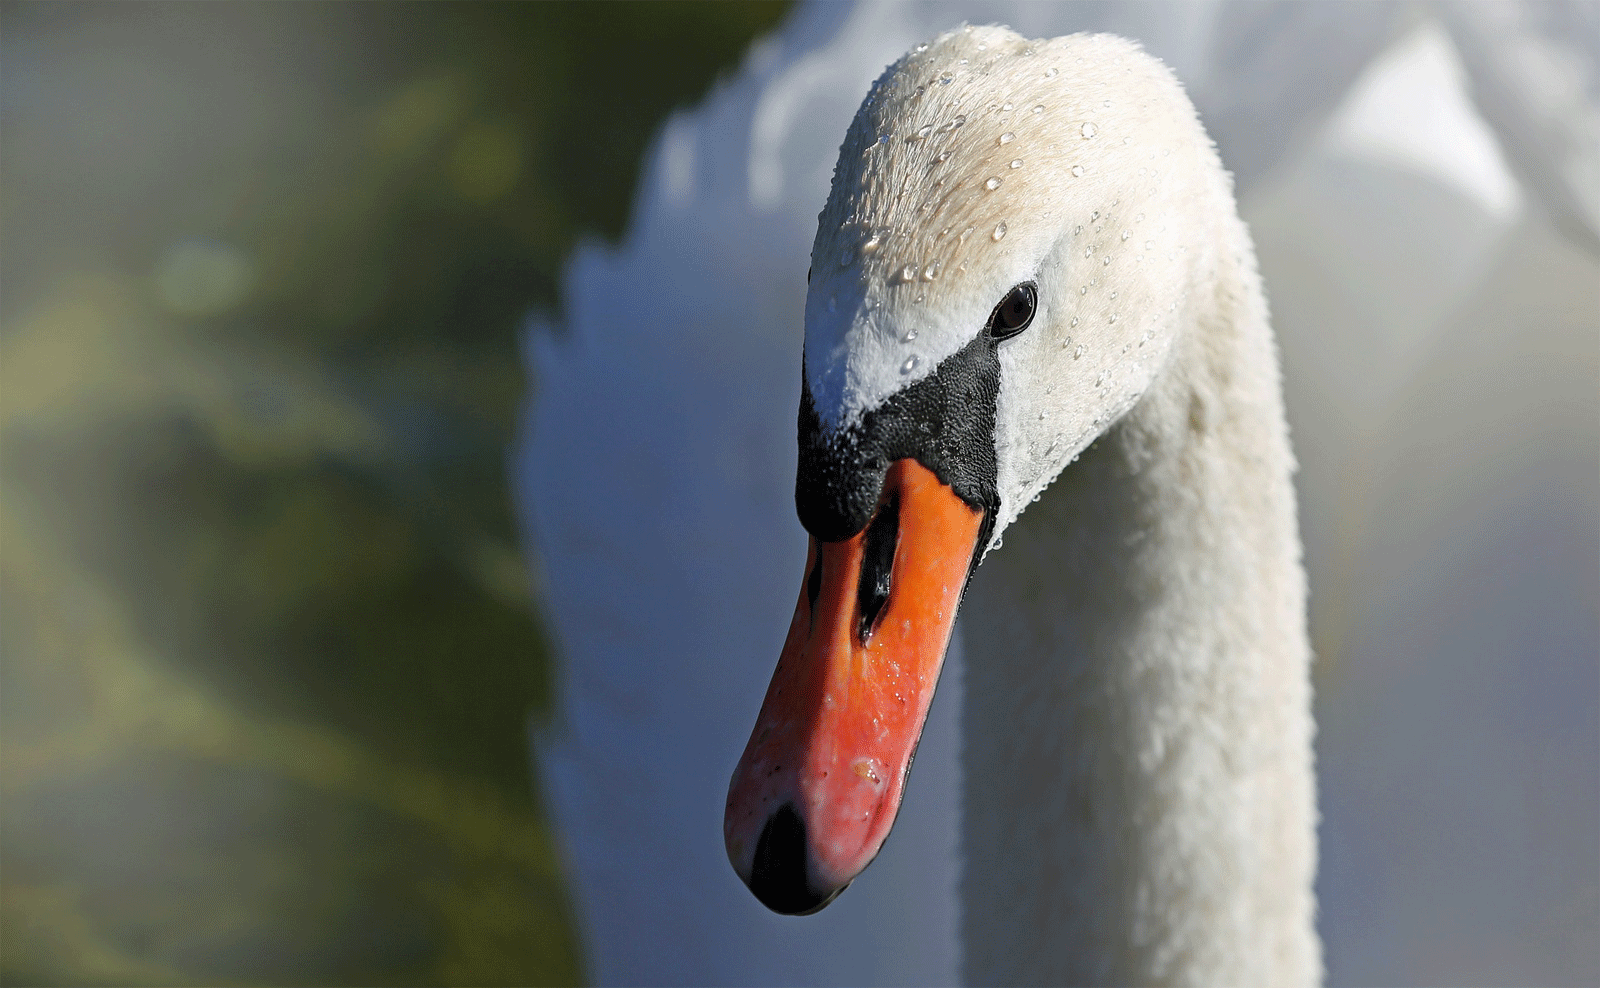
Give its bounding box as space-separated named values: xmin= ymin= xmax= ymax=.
xmin=959 ymin=229 xmax=1321 ymax=986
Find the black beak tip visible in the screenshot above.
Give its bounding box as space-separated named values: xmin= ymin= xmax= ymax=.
xmin=748 ymin=803 xmax=847 ymax=915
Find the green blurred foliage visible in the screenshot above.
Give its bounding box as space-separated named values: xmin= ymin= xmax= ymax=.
xmin=0 ymin=2 xmax=791 ymax=985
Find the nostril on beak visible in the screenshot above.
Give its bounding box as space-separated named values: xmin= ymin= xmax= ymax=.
xmin=750 ymin=803 xmax=838 ymax=915
xmin=856 ymin=493 xmax=900 ymax=642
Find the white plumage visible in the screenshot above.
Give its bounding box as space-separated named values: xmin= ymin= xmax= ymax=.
xmin=799 ymin=28 xmax=1315 ymax=983
xmin=518 ymin=3 xmax=1599 ymax=985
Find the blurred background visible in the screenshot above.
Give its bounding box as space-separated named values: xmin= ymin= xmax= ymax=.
xmin=1 ymin=3 xmax=787 ymax=984
xmin=3 ymin=2 xmax=1597 ymax=987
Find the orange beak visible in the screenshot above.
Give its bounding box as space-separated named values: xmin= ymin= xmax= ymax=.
xmin=724 ymin=458 xmax=984 ymax=913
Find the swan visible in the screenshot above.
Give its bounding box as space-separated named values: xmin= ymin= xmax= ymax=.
xmin=521 ymin=3 xmax=1599 ymax=984
xmin=722 ymin=27 xmax=1318 ymax=985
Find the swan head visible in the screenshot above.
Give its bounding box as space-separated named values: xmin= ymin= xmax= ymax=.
xmin=726 ymin=25 xmax=1222 ymax=914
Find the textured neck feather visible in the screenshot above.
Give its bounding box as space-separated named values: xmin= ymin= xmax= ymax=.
xmin=958 ymin=209 xmax=1321 ymax=986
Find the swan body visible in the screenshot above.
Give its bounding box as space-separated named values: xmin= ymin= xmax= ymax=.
xmin=726 ymin=26 xmax=1318 ymax=985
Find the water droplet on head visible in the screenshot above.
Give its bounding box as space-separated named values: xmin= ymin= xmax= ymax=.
xmin=1145 ymin=240 xmax=1154 ymax=250
xmin=998 ymin=132 xmax=1015 ymax=145
xmin=1071 ymin=164 xmax=1085 ymax=177
xmin=901 ymin=355 xmax=920 ymax=374
xmin=900 ymin=263 xmax=918 ymax=282
xmin=1108 ymin=312 xmax=1117 ymax=323
xmin=1074 ymin=345 xmax=1085 ymax=358
xmin=1070 ymin=316 xmax=1079 ymax=327
xmin=937 ymin=149 xmax=951 ymax=162
xmin=1010 ymin=158 xmax=1023 ymax=169
xmin=912 ymin=123 xmax=933 ymax=141
xmin=1103 ymin=256 xmax=1111 ymax=266
xmin=1121 ymin=230 xmax=1130 ymax=241
xmin=864 ymin=232 xmax=884 ymax=253
xmin=1096 ymin=373 xmax=1105 ymax=385
xmin=985 ymin=177 xmax=1002 ymax=191
xmin=940 ymin=73 xmax=954 ymax=85
xmin=922 ymin=260 xmax=941 ymax=281
xmin=1032 ymin=104 xmax=1046 ymax=114
xmin=991 ymin=221 xmax=1007 ymax=241
xmin=902 ymin=328 xmax=918 ymax=343
xmin=1080 ymin=122 xmax=1097 ymax=139
xmin=1002 ymin=101 xmax=1014 ymax=111
xmin=1045 ymin=67 xmax=1058 ymax=78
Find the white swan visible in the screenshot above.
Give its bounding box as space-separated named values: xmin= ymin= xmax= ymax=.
xmin=721 ymin=27 xmax=1317 ymax=985
xmin=520 ymin=4 xmax=1599 ymax=984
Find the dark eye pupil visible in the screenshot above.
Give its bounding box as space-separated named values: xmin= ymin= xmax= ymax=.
xmin=990 ymin=283 xmax=1037 ymax=338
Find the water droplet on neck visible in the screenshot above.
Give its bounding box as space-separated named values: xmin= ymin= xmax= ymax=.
xmin=922 ymin=260 xmax=941 ymax=281
xmin=1045 ymin=67 xmax=1059 ymax=78
xmin=1080 ymin=122 xmax=1097 ymax=139
xmin=1071 ymin=164 xmax=1085 ymax=177
xmin=1032 ymin=104 xmax=1046 ymax=114
xmin=1070 ymin=316 xmax=1079 ymax=327
xmin=863 ymin=232 xmax=884 ymax=253
xmin=1074 ymin=345 xmax=1085 ymax=358
xmin=1002 ymin=101 xmax=1014 ymax=111
xmin=901 ymin=355 xmax=920 ymax=374
xmin=1121 ymin=230 xmax=1130 ymax=241
xmin=912 ymin=123 xmax=933 ymax=141
xmin=902 ymin=328 xmax=918 ymax=342
xmin=1103 ymin=256 xmax=1111 ymax=266
xmin=998 ymin=131 xmax=1015 ymax=145
xmin=899 ymin=263 xmax=918 ymax=282
xmin=991 ymin=221 xmax=1007 ymax=241
xmin=985 ymin=177 xmax=1002 ymax=191
xmin=940 ymin=73 xmax=954 ymax=85
xmin=1010 ymin=158 xmax=1023 ymax=169
xmin=1145 ymin=240 xmax=1154 ymax=250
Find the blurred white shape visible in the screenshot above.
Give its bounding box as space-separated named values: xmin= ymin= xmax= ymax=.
xmin=659 ymin=118 xmax=697 ymax=209
xmin=1442 ymin=0 xmax=1600 ymax=251
xmin=1326 ymin=21 xmax=1522 ymax=221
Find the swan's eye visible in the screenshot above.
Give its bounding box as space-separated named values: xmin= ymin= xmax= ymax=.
xmin=987 ymin=283 xmax=1037 ymax=341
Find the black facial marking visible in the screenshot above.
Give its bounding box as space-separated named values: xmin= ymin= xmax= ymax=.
xmin=796 ymin=330 xmax=1002 ymax=571
xmin=856 ymin=493 xmax=899 ymax=642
